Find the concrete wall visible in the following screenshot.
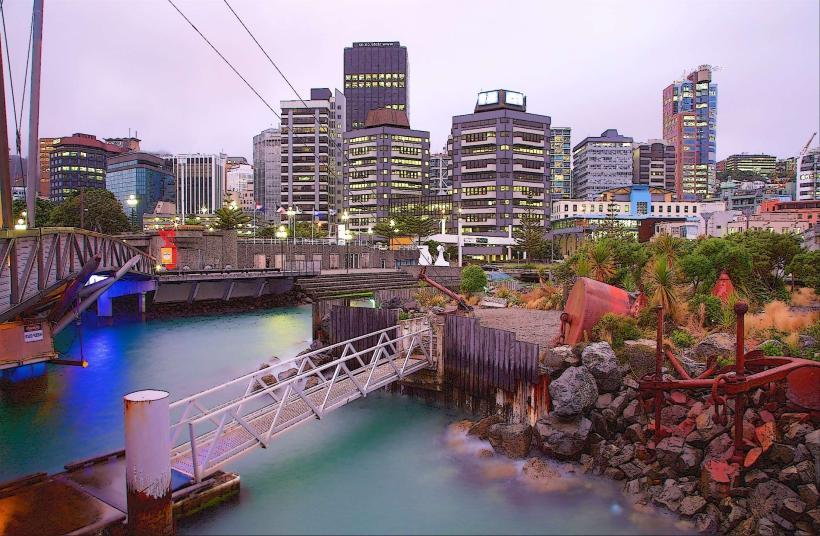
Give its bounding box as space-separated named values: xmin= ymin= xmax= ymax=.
xmin=236 ymin=241 xmax=418 ymax=270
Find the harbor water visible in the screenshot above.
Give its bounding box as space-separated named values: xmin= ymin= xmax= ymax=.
xmin=0 ymin=308 xmax=684 ymax=534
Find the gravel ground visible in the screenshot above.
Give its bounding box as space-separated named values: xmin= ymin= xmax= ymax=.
xmin=473 ymin=308 xmax=562 ymax=349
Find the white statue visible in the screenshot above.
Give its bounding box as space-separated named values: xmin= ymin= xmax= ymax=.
xmin=434 ymin=244 xmax=450 ymax=266
xmin=418 ymin=245 xmax=433 ymax=266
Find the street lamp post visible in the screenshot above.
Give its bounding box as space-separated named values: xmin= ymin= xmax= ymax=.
xmin=275 ymin=225 xmax=287 ymax=271
xmin=126 ymin=194 xmax=139 ymax=231
xmin=286 ymin=207 xmax=296 ymax=242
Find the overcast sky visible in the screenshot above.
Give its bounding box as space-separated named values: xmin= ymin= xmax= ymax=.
xmin=2 ymin=0 xmax=818 ymax=162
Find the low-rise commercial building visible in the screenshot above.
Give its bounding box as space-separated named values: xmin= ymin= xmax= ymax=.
xmin=718 ymin=153 xmax=776 ymax=177
xmin=796 ymin=147 xmax=820 ymax=201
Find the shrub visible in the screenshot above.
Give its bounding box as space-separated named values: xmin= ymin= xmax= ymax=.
xmin=591 ymin=313 xmax=642 ymax=349
xmin=690 ymin=294 xmax=723 ymax=327
xmin=522 ymin=283 xmax=563 ymax=310
xmin=415 ymin=287 xmax=449 ymax=308
xmin=758 ymin=340 xmax=785 ymax=357
xmin=802 ymin=320 xmax=820 ymax=341
xmin=670 ymin=330 xmax=695 ymax=349
xmin=461 ymin=265 xmax=488 ymax=294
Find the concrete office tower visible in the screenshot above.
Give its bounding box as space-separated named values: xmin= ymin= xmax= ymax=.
xmin=633 ymin=139 xmax=676 ymax=191
xmin=164 ymin=153 xmax=227 ymax=216
xmin=797 ymin=147 xmax=820 ymax=201
xmin=450 ymin=89 xmax=551 ymax=238
xmin=343 ymin=42 xmax=408 ymax=130
xmin=550 ymin=127 xmax=572 ymax=199
xmin=226 ymin=163 xmax=255 ymax=213
xmin=572 ymin=129 xmax=634 ymax=200
xmin=106 ymin=152 xmax=175 ymax=225
xmin=663 ymin=65 xmax=718 ymax=199
xmin=48 ymin=133 xmax=129 ymax=202
xmin=343 ymin=109 xmax=429 ymax=232
xmin=280 ymin=88 xmax=346 ymax=222
xmin=718 ymin=153 xmax=776 ymax=177
xmin=252 ymin=128 xmax=282 ymax=222
xmin=429 ymin=151 xmax=451 ymax=195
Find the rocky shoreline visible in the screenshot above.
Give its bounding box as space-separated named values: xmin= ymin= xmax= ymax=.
xmin=454 ymin=339 xmax=819 ymax=535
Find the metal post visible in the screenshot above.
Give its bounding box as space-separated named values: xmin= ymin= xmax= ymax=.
xmin=25 ymin=0 xmax=44 ymax=226
xmin=457 ymin=218 xmax=463 ymax=267
xmin=654 ymin=304 xmax=664 ymax=439
xmin=732 ymin=301 xmax=748 ymax=463
xmin=124 ymin=390 xmax=173 ymax=536
xmin=0 ymin=37 xmax=14 ymax=230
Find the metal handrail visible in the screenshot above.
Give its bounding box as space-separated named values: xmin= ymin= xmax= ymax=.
xmin=168 ymin=324 xmax=434 ymax=481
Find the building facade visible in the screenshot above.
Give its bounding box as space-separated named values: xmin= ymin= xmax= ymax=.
xmin=38 ymin=137 xmax=58 ymax=198
xmin=662 ymin=65 xmax=718 ymax=199
xmin=632 ymin=139 xmax=676 ymax=191
xmin=796 ymin=147 xmax=820 ymax=201
xmin=429 ymin=151 xmax=451 ymax=195
xmin=550 ymin=127 xmax=572 ymax=199
xmin=280 ymin=88 xmax=346 ymax=223
xmin=252 ymin=128 xmax=282 ymax=222
xmin=572 ymin=129 xmax=633 ymax=200
xmin=343 ymin=42 xmax=408 ymax=130
xmin=163 ymin=153 xmax=227 ymax=217
xmin=343 ymin=109 xmax=429 ymax=232
xmin=718 ymin=153 xmax=776 ymax=177
xmin=106 ymin=152 xmax=175 ymax=225
xmin=48 ymin=133 xmax=129 ymax=202
xmin=450 ymin=89 xmax=551 ymax=243
xmin=226 ymin=162 xmax=255 ymax=213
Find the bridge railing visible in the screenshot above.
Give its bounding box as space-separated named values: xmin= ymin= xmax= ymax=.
xmin=168 ymin=323 xmax=434 ymax=481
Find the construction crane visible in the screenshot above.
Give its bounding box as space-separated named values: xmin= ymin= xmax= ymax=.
xmin=795 ymin=132 xmax=818 ymax=199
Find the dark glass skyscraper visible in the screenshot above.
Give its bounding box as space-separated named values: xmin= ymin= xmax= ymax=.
xmin=343 ymin=42 xmax=408 ymax=130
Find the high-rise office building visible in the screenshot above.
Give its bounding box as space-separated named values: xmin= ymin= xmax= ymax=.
xmin=280 ymin=88 xmax=346 ymax=222
xmin=106 ymin=152 xmax=175 ymax=225
xmin=663 ymin=65 xmax=718 ymax=198
xmin=343 ymin=109 xmax=429 ymax=232
xmin=718 ymin=153 xmax=776 ymax=177
xmin=632 ymin=140 xmax=676 ymax=191
xmin=796 ymin=147 xmax=820 ymax=201
xmin=450 ymin=89 xmax=551 ymax=243
xmin=343 ymin=42 xmax=408 ymax=130
xmin=38 ymin=137 xmax=58 ymax=198
xmin=572 ymin=129 xmax=633 ymax=200
xmin=252 ymin=128 xmax=282 ymax=222
xmin=550 ymin=127 xmax=572 ymax=199
xmin=226 ymin=163 xmax=255 ymax=213
xmin=163 ymin=153 xmax=227 ymax=216
xmin=48 ymin=133 xmax=129 ymax=202
xmin=429 ymin=151 xmax=451 ymax=195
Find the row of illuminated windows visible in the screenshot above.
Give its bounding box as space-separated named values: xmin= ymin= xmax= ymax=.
xmin=345 ymin=73 xmax=405 ymax=81
xmin=53 ymin=166 xmax=105 ymax=173
xmin=344 ymin=81 xmax=405 ymax=89
xmin=514 ymin=146 xmax=544 ymax=155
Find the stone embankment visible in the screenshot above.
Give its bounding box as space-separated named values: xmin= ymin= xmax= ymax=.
xmin=458 ymin=339 xmax=820 ymax=535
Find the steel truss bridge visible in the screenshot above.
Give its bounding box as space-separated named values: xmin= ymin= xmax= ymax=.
xmin=170 ymin=324 xmax=434 ymax=482
xmin=0 ymin=228 xmax=155 ymax=323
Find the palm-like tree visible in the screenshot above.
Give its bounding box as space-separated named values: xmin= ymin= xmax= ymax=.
xmin=652 ymin=233 xmax=680 ymax=266
xmin=214 ymin=197 xmax=251 ymax=230
xmin=574 ymin=254 xmax=592 ymax=278
xmin=644 ymin=255 xmax=679 ymax=311
xmin=588 ymin=241 xmax=616 ymax=282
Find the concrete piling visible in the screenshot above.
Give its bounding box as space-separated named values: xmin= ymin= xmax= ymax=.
xmin=124 ymin=390 xmax=174 ymax=536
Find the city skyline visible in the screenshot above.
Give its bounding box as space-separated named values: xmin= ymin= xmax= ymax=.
xmin=1 ymin=0 xmax=818 ymax=162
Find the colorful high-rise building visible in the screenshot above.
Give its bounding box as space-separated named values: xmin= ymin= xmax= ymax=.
xmin=343 ymin=42 xmax=408 ymax=130
xmin=662 ymin=65 xmax=717 ymax=199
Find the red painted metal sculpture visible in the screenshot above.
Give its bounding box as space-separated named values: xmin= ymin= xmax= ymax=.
xmin=638 ymin=303 xmax=820 ymax=464
xmin=557 ymin=277 xmax=633 ymax=345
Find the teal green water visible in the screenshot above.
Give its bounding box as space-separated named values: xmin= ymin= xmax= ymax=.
xmin=0 ymin=309 xmax=684 ymax=535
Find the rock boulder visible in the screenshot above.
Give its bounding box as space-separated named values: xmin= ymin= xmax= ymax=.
xmin=487 ymin=423 xmax=532 ymax=459
xmin=534 ymin=414 xmax=592 ymax=461
xmin=548 ymin=366 xmax=598 ymax=419
xmin=581 ymin=342 xmax=623 ymax=393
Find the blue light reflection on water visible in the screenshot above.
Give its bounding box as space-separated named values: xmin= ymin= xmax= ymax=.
xmin=0 ymin=307 xmax=312 ymax=481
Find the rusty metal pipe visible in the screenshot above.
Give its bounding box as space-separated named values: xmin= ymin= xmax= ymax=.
xmin=735 ymin=302 xmax=748 ymax=377
xmin=664 ymin=348 xmax=692 ymax=380
xmin=654 ymin=305 xmax=664 ymax=439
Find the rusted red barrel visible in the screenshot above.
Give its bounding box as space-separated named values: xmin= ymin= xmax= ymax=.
xmin=561 ymin=277 xmax=631 ymax=345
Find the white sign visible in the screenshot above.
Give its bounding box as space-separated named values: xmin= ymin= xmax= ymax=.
xmin=24 ymin=323 xmax=44 ymax=343
xmin=477 ymin=91 xmax=499 ymax=106
xmin=505 ymin=91 xmax=525 ymax=106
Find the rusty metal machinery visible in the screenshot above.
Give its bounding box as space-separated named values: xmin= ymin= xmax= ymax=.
xmin=558 ymin=277 xmax=632 ymax=345
xmin=417 ymin=266 xmax=473 ymax=313
xmin=638 ymin=303 xmax=820 ymax=465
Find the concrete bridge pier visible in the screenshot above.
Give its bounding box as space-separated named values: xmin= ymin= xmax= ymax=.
xmin=96 ymin=279 xmax=157 ymax=319
xmin=124 ymin=390 xmax=174 ymax=536
xmin=138 ymin=292 xmax=147 ymax=316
